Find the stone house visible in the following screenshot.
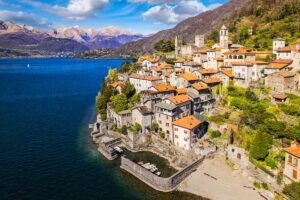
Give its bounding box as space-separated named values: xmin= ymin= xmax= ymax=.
xmin=161 ymin=72 xmax=171 ymax=84
xmin=264 ymin=59 xmax=293 ymax=75
xmin=193 ymin=68 xmax=218 ymax=80
xmin=174 ymin=58 xmax=185 ymax=68
xmin=213 ymin=69 xmax=234 ymax=87
xmin=223 ymin=48 xmax=255 ymax=67
xmin=154 ymin=95 xmax=192 ymax=143
xmin=141 ymin=57 xmax=160 ymax=71
xmin=110 ymin=81 xmax=125 ymax=93
xmin=172 ymin=115 xmax=205 ymax=151
xmin=181 ymin=62 xmax=201 ymax=73
xmin=107 ymin=104 xmax=132 ymax=128
xmin=169 ymin=69 xmax=184 ymax=87
xmin=193 ymin=49 xmax=207 ymax=64
xmin=201 ymin=77 xmax=222 ymax=88
xmin=284 ymin=141 xmax=300 ymax=183
xmin=231 ymin=61 xmax=268 ymax=87
xmin=271 ymin=94 xmax=288 ymax=105
xmin=131 ymin=106 xmax=154 ymax=133
xmin=276 ymin=44 xmax=300 ymax=72
xmin=176 ymin=72 xmax=199 ymax=88
xmin=265 ymin=71 xmax=298 ymax=93
xmin=129 ymin=73 xmax=162 ymax=93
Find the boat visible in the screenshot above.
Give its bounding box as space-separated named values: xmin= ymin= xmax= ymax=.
xmin=27 ymin=64 xmax=30 ymax=68
xmin=142 ymin=163 xmax=151 ymax=170
xmin=114 ymin=146 xmax=123 ymax=154
xmin=138 ymin=161 xmax=144 ymax=165
xmin=155 ymin=171 xmax=161 ymax=176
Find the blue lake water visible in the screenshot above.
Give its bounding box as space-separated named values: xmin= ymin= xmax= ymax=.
xmin=0 ymin=58 xmax=204 ymax=200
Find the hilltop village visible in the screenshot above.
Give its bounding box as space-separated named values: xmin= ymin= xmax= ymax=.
xmin=92 ymin=25 xmax=300 ymax=199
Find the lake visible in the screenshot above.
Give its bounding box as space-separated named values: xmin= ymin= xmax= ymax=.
xmin=0 ymin=58 xmax=205 ymax=200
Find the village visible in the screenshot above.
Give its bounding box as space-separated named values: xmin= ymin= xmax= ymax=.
xmin=91 ymin=25 xmax=300 ymax=200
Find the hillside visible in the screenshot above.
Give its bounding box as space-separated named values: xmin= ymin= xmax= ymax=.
xmin=206 ymin=0 xmax=300 ymax=50
xmin=118 ymin=0 xmax=250 ymax=55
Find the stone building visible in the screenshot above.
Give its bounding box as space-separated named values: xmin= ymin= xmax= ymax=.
xmin=172 ymin=115 xmax=203 ymax=151
xmin=176 ymin=72 xmax=199 ymax=88
xmin=107 ymin=105 xmax=132 ymax=128
xmin=175 ymin=35 xmax=205 ymax=57
xmin=129 ymin=73 xmax=162 ymax=93
xmin=265 ymin=71 xmax=298 ymax=93
xmin=131 ymin=106 xmax=154 ymax=133
xmin=154 ymin=95 xmax=192 ymax=143
xmin=219 ymin=25 xmax=229 ymax=49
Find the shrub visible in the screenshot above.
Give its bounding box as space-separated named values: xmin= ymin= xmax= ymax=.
xmin=121 ymin=125 xmax=128 ymax=135
xmin=130 ymin=123 xmax=142 ymax=132
xmin=150 ymin=123 xmax=159 ymax=132
xmin=261 ymin=182 xmax=269 ymax=190
xmin=223 ymin=112 xmax=230 ymax=119
xmin=283 ymin=182 xmax=300 ymax=200
xmin=159 ymin=131 xmax=165 ymax=139
xmin=253 ymin=181 xmax=261 ymax=189
xmin=250 ymin=131 xmax=273 ymax=160
xmin=265 ymin=156 xmax=277 ymax=169
xmin=210 ymin=130 xmax=221 ymax=138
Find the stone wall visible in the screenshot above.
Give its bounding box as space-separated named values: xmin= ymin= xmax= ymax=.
xmin=120 ymin=156 xmax=205 ymax=192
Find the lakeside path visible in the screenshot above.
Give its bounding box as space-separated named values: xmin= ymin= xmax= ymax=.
xmin=178 ymin=152 xmax=264 ymax=200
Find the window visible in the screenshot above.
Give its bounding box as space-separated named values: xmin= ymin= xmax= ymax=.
xmin=184 ymin=130 xmax=188 ymax=134
xmin=166 ymin=123 xmax=169 ymax=127
xmin=288 ymin=155 xmax=293 ymax=164
xmin=158 ymin=120 xmax=162 ymax=124
xmin=175 ymin=135 xmax=179 ymax=139
xmin=293 ymin=158 xmax=298 ymax=167
xmin=293 ymin=169 xmax=298 ymax=180
xmin=175 ymin=128 xmax=178 ymax=131
xmin=184 ymin=138 xmax=189 ymax=142
xmin=186 ymin=105 xmax=189 ymax=109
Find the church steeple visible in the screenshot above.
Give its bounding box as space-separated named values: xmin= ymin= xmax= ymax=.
xmin=220 ymin=25 xmax=229 ymax=49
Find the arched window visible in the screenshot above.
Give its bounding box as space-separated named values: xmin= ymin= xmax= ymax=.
xmin=238 ymin=55 xmax=243 ymax=59
xmin=229 ymin=55 xmax=232 ymax=59
xmin=233 ymin=55 xmax=237 ymax=59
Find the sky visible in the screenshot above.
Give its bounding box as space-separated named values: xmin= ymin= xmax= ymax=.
xmin=0 ymin=0 xmax=227 ymax=35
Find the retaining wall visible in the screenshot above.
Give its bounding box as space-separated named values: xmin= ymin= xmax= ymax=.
xmin=120 ymin=156 xmax=205 ymax=192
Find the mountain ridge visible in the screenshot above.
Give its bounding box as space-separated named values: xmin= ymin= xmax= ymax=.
xmin=118 ymin=0 xmax=251 ymax=55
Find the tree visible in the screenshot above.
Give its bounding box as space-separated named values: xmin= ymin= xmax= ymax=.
xmin=110 ymin=94 xmax=128 ymax=112
xmin=106 ymin=68 xmax=118 ymax=83
xmin=122 ymin=81 xmax=136 ymax=99
xmin=250 ymin=131 xmax=273 ymax=160
xmin=131 ymin=123 xmax=142 ymax=132
xmin=245 ymin=89 xmax=258 ymax=101
xmin=121 ymin=125 xmax=128 ymax=135
xmin=283 ymin=182 xmax=300 ymax=200
xmin=154 ymin=40 xmax=175 ymax=52
xmin=150 ymin=123 xmax=159 ymax=132
xmin=205 ymin=39 xmax=215 ymax=48
xmin=118 ymin=61 xmax=131 ymax=73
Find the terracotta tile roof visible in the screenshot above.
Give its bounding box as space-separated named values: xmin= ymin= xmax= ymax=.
xmin=253 ymin=61 xmax=269 ymax=65
xmin=148 ymin=58 xmax=160 ymax=63
xmin=277 ymin=45 xmax=300 ymax=52
xmin=139 ymin=55 xmax=159 ymax=63
xmin=279 ymin=71 xmax=295 ymax=78
xmin=130 ymin=73 xmax=161 ymax=81
xmin=153 ymin=84 xmax=175 ymax=92
xmin=223 ymin=48 xmax=253 ymax=55
xmin=232 ymin=61 xmax=253 ymax=66
xmin=192 ymin=82 xmax=209 ymax=91
xmin=202 ymin=77 xmax=222 ymax=84
xmin=216 ymin=57 xmax=224 ymax=61
xmin=175 ymin=58 xmax=185 ymax=63
xmin=272 ymin=94 xmax=288 ymax=100
xmin=252 ymin=51 xmax=273 ymax=55
xmin=178 ymin=72 xmax=199 ymax=81
xmin=194 ymin=49 xmax=207 ymax=54
xmin=266 ymin=63 xmax=289 ymax=69
xmin=175 ymin=69 xmax=184 ymax=73
xmin=214 ymin=47 xmax=223 ymax=51
xmin=172 ymin=115 xmax=201 ymax=130
xmin=284 ymin=146 xmax=300 ymax=158
xmin=110 ymin=81 xmax=125 ymax=88
xmin=168 ymin=94 xmax=191 ymax=105
xmin=159 ymin=63 xmax=173 ymax=69
xmin=176 ymin=88 xmax=187 ymax=95
xmin=220 ymin=69 xmax=233 ymax=78
xmin=273 ymin=59 xmax=293 ymax=64
xmin=199 ymin=68 xmax=218 ymax=75
xmin=162 ymin=72 xmax=171 ymax=77
xmin=152 ymin=66 xmax=162 ymax=72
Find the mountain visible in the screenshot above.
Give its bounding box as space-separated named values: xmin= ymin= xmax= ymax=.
xmin=48 ymin=26 xmax=144 ymax=49
xmin=0 ymin=21 xmax=89 ymax=55
xmin=206 ymin=0 xmax=300 ymax=50
xmin=118 ymin=0 xmax=251 ymax=54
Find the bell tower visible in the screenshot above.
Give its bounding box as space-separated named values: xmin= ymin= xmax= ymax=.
xmin=220 ymin=25 xmax=229 ymax=49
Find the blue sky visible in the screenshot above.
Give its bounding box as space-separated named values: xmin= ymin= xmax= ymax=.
xmin=0 ymin=0 xmax=227 ymax=34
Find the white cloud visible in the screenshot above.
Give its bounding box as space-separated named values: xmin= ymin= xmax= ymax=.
xmin=22 ymin=0 xmax=109 ymax=21
xmin=142 ymin=0 xmax=221 ymax=24
xmin=0 ymin=10 xmax=52 ymax=29
xmin=129 ymin=0 xmax=178 ymax=3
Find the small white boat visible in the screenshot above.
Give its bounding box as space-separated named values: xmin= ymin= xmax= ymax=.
xmin=27 ymin=64 xmax=30 ymax=68
xmin=142 ymin=163 xmax=151 ymax=170
xmin=155 ymin=171 xmax=161 ymax=176
xmin=114 ymin=146 xmax=123 ymax=154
